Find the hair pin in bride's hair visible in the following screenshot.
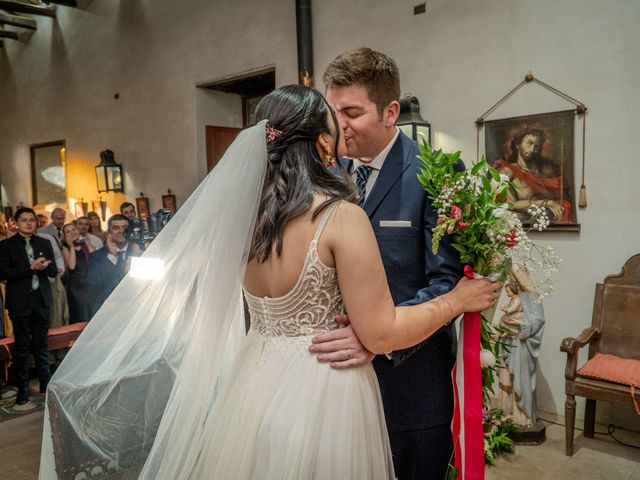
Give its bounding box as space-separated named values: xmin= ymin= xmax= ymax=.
xmin=265 ymin=123 xmax=283 ymax=144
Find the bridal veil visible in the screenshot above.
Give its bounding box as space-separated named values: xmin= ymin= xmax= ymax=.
xmin=39 ymin=122 xmax=268 ymax=479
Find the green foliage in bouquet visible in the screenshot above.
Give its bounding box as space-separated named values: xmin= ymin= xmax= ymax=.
xmin=416 ymin=142 xmax=517 ymax=278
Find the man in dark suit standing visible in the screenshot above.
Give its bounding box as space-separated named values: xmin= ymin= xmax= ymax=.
xmin=311 ymin=48 xmax=464 ymax=479
xmin=88 ymin=214 xmax=142 ymax=315
xmin=0 ymin=207 xmax=58 ymax=409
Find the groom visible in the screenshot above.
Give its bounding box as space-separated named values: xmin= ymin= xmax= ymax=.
xmin=311 ymin=48 xmax=464 ymax=479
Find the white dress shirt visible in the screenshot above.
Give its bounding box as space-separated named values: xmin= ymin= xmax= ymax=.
xmin=352 ymin=128 xmax=400 ymax=202
xmin=107 ymin=244 xmax=129 ymax=265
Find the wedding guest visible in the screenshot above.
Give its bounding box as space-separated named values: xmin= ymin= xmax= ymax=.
xmin=0 ymin=207 xmax=57 ymax=410
xmin=7 ymin=217 xmax=18 ymax=236
xmin=35 ymin=230 xmax=68 ymax=330
xmin=314 ymin=48 xmax=465 ymax=480
xmin=0 ymin=213 xmax=10 ymax=241
xmin=88 ymin=214 xmax=142 ymax=314
xmin=75 ymin=216 xmax=104 ymax=250
xmin=87 ymin=211 xmax=108 ymax=243
xmin=37 ymin=214 xmax=48 ymax=228
xmin=39 ymin=208 xmax=66 ymax=246
xmin=0 ymin=214 xmax=11 ymax=338
xmin=119 ymin=202 xmax=136 ymax=221
xmin=35 ymin=232 xmax=64 ymax=278
xmin=61 ymin=223 xmax=94 ymax=324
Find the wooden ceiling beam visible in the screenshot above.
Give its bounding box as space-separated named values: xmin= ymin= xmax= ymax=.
xmin=0 ymin=11 xmax=37 ymax=30
xmin=0 ymin=1 xmax=56 ymax=17
xmin=0 ymin=30 xmax=19 ymax=40
xmin=46 ymin=0 xmax=77 ymax=6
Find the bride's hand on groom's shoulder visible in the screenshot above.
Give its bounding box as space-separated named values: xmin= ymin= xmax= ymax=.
xmin=309 ymin=315 xmax=375 ymax=369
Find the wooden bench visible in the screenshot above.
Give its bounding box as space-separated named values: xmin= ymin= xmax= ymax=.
xmin=560 ymin=254 xmax=640 ymax=455
xmin=0 ymin=322 xmax=88 ymax=385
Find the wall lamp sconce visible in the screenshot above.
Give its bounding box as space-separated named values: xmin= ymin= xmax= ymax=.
xmin=397 ymin=96 xmax=431 ymax=145
xmin=95 ymin=149 xmax=124 ymax=193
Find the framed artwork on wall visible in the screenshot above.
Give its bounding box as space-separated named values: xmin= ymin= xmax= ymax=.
xmin=30 ymin=140 xmax=67 ymax=206
xmin=485 ymin=110 xmax=579 ymax=231
xmin=162 ymin=189 xmax=177 ymax=214
xmin=136 ymin=193 xmax=150 ymax=220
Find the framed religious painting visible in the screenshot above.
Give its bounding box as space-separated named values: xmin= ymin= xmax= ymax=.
xmin=162 ymin=189 xmax=176 ymax=214
xmin=485 ymin=110 xmax=580 ymax=231
xmin=136 ymin=193 xmax=150 ymax=220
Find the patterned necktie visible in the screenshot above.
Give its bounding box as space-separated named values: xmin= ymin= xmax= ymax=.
xmin=355 ymin=165 xmax=373 ymax=207
xmin=25 ymin=237 xmax=40 ymax=290
xmin=117 ymin=250 xmax=126 ymax=265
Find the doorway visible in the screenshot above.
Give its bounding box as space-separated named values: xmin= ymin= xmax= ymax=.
xmin=200 ymin=67 xmax=275 ymax=172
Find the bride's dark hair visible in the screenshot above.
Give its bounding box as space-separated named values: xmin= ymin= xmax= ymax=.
xmin=252 ymin=84 xmax=357 ymax=263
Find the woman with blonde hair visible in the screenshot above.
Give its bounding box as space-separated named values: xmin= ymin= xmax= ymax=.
xmin=0 ymin=213 xmax=9 ymax=241
xmin=87 ymin=211 xmax=107 ymax=243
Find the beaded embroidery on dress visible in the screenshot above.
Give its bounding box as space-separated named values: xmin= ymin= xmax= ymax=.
xmin=191 ymin=203 xmax=395 ymax=479
xmin=244 ymin=203 xmax=343 ymax=344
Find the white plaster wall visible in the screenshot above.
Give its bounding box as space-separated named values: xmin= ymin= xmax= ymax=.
xmin=1 ymin=0 xmax=639 ymax=427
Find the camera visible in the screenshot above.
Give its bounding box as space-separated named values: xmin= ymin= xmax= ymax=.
xmin=147 ymin=209 xmax=173 ymax=235
xmin=124 ymin=209 xmax=174 ymax=248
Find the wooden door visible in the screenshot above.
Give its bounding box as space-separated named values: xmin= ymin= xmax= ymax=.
xmin=205 ymin=126 xmax=242 ymax=172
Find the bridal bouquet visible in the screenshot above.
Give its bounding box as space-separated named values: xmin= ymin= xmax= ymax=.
xmin=417 ymin=140 xmax=559 ymax=478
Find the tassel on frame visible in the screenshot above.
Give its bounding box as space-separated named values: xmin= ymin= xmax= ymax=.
xmin=579 ymin=184 xmax=587 ymax=208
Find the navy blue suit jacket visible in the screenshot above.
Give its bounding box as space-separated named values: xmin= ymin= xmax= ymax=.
xmin=0 ymin=234 xmax=58 ymax=311
xmin=356 ymin=131 xmax=464 ymax=432
xmin=88 ymin=245 xmax=136 ymax=314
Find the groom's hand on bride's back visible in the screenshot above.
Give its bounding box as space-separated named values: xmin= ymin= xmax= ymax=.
xmin=309 ymin=314 xmax=375 ymax=369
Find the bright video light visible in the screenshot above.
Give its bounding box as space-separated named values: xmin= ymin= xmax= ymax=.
xmin=129 ymin=257 xmax=165 ymax=280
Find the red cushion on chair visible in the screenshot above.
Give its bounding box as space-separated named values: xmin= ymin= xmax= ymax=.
xmin=578 ymin=353 xmax=640 ymax=387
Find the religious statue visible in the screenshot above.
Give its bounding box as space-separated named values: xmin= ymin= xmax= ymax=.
xmin=497 ymin=263 xmax=546 ymax=427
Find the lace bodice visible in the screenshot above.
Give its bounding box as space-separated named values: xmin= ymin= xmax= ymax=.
xmin=243 ymin=204 xmax=343 ymax=338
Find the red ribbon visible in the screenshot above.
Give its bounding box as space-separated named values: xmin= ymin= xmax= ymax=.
xmin=451 ymin=265 xmax=485 ymax=479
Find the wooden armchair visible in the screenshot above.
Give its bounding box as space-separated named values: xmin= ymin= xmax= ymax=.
xmin=560 ymin=254 xmax=640 ymax=455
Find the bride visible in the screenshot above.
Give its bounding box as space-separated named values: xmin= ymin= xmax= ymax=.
xmin=40 ymin=85 xmax=498 ymax=480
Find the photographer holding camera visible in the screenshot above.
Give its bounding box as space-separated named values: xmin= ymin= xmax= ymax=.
xmin=119 ymin=201 xmax=173 ymax=251
xmin=88 ymin=214 xmax=142 ymax=315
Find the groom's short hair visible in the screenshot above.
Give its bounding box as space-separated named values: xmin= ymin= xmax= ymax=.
xmin=323 ymin=47 xmax=401 ymax=117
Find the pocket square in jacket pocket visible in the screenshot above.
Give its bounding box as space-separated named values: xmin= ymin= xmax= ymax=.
xmin=379 ymin=220 xmax=412 ymax=228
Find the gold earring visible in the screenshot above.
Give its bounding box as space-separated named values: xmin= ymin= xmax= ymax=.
xmin=323 ymin=152 xmax=335 ymax=168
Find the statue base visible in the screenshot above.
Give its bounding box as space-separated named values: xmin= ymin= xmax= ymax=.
xmin=511 ymin=420 xmax=546 ymax=445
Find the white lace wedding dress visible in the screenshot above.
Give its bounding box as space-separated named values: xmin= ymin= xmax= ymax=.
xmin=190 ymin=204 xmax=395 ymax=479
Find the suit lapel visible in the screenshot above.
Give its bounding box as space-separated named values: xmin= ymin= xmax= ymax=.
xmin=12 ymin=234 xmax=31 ymax=269
xmin=363 ymin=134 xmax=412 ymax=218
